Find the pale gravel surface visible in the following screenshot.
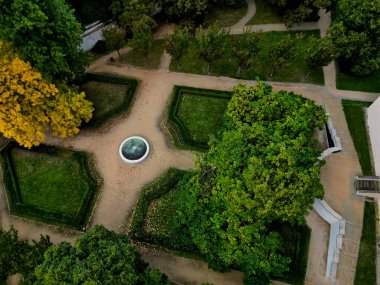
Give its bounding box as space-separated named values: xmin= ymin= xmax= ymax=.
xmin=1 ymin=8 xmax=380 ymax=285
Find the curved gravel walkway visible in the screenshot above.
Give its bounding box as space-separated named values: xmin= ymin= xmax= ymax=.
xmin=231 ymin=0 xmax=256 ymax=28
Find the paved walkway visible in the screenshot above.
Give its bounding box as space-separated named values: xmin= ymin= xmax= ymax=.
xmin=231 ymin=0 xmax=256 ymax=28
xmin=1 ymin=6 xmax=380 ymax=285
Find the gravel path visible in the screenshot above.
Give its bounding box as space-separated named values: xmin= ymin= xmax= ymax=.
xmin=231 ymin=0 xmax=256 ymax=28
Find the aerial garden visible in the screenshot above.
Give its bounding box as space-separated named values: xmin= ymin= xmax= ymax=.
xmin=0 ymin=0 xmax=379 ymax=284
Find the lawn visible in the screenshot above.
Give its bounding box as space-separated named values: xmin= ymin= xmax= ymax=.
xmin=342 ymin=100 xmax=373 ymax=175
xmin=342 ymin=100 xmax=376 ymax=285
xmin=80 ymin=73 xmax=138 ymax=128
xmin=203 ymin=3 xmax=248 ymax=27
xmin=170 ymin=31 xmax=324 ymax=85
xmin=0 ymin=144 xmax=101 ymax=230
xmin=247 ymin=0 xmax=283 ymax=25
xmin=119 ymin=40 xmax=164 ymax=69
xmin=337 ymin=69 xmax=380 ymax=93
xmin=166 ymin=86 xmax=232 ymax=150
xmin=131 ymin=169 xmax=311 ymax=284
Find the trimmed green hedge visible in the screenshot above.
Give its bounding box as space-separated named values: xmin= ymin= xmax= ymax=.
xmin=0 ymin=143 xmax=102 ymax=230
xmin=166 ymin=86 xmax=232 ymax=151
xmin=129 ymin=168 xmax=197 ymax=253
xmin=82 ymin=73 xmax=139 ymax=128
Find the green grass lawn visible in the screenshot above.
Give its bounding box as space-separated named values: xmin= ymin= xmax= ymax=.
xmin=342 ymin=100 xmax=373 ymax=175
xmin=167 ymin=86 xmax=232 ymax=150
xmin=342 ymin=100 xmax=377 ymax=285
xmin=80 ymin=73 xmax=138 ymax=128
xmin=247 ymin=0 xmax=283 ymax=25
xmin=203 ymin=3 xmax=248 ymax=27
xmin=119 ymin=40 xmax=164 ymax=69
xmin=170 ymin=31 xmax=324 ymax=85
xmin=0 ymin=144 xmax=101 ymax=230
xmin=131 ymin=169 xmax=310 ymax=284
xmin=337 ymin=70 xmax=380 ymax=93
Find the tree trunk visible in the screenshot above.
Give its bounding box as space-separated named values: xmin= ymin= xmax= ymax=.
xmin=176 ymin=60 xmax=180 ymax=70
xmin=207 ymin=62 xmax=211 ymax=74
xmin=117 ymin=49 xmax=121 ymax=58
xmin=237 ymin=65 xmax=241 ymax=76
xmin=305 ymin=71 xmax=310 ymax=80
xmin=269 ymin=68 xmax=274 ymax=80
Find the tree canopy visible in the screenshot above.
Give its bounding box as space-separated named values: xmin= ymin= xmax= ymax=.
xmin=0 ymin=0 xmax=89 ymax=81
xmin=0 ymin=43 xmax=93 ymax=148
xmin=177 ymin=82 xmax=326 ymax=283
xmin=34 ymin=225 xmax=171 ymax=285
xmin=329 ymin=0 xmax=380 ymax=76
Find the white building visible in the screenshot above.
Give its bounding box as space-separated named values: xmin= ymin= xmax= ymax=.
xmin=368 ymin=97 xmax=380 ymax=176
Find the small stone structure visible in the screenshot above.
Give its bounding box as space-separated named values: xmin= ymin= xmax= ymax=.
xmin=318 ymin=117 xmax=342 ymax=160
xmin=312 ymin=199 xmax=346 ymax=280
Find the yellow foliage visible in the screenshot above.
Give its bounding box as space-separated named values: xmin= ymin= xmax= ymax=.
xmin=0 ymin=41 xmax=93 ymax=148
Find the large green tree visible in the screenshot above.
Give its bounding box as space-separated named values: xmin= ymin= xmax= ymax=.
xmin=177 ymin=82 xmax=326 ymax=283
xmin=110 ymin=0 xmax=154 ymax=30
xmin=231 ymin=29 xmax=261 ymax=75
xmin=163 ymin=27 xmax=190 ymax=69
xmin=329 ymin=0 xmax=380 ymax=76
xmin=0 ymin=0 xmax=89 ymax=80
xmin=0 ymin=227 xmax=51 ymax=283
xmin=34 ymin=225 xmax=171 ymax=284
xmin=195 ymin=24 xmax=229 ymax=74
xmin=130 ymin=15 xmax=157 ymax=61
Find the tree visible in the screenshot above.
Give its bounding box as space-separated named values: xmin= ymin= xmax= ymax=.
xmin=305 ymin=37 xmax=335 ymax=78
xmin=0 ymin=47 xmax=93 ymax=148
xmin=231 ymin=29 xmax=261 ymax=76
xmin=0 ymin=227 xmax=51 ymax=282
xmin=329 ymin=0 xmax=380 ymax=76
xmin=34 ymin=225 xmax=171 ymax=284
xmin=160 ymin=0 xmax=209 ymax=21
xmin=195 ymin=24 xmax=229 ymax=74
xmin=130 ymin=15 xmax=157 ymax=61
xmin=110 ymin=0 xmax=154 ymax=30
xmin=269 ymin=0 xmax=335 ymax=27
xmin=103 ymin=26 xmax=127 ymax=58
xmin=0 ymin=0 xmax=89 ymax=81
xmin=268 ymin=34 xmax=303 ymax=79
xmin=163 ymin=27 xmax=190 ymax=70
xmin=177 ymin=82 xmax=326 ymax=283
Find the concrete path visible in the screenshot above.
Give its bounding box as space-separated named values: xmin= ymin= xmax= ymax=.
xmin=231 ymin=0 xmax=256 ymax=29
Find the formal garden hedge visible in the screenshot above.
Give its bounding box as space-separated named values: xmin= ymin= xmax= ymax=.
xmin=130 ymin=168 xmax=311 ymax=284
xmin=166 ymin=86 xmax=232 ymax=150
xmin=0 ymin=143 xmax=102 ymax=230
xmin=81 ymin=73 xmax=138 ymax=128
xmin=129 ymin=168 xmax=198 ymax=255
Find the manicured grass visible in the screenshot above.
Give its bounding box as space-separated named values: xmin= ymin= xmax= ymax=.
xmin=203 ymin=3 xmax=248 ymax=27
xmin=342 ymin=100 xmax=377 ymax=285
xmin=170 ymin=31 xmax=324 ymax=85
xmin=342 ymin=100 xmax=373 ymax=175
xmin=247 ymin=0 xmax=283 ymax=25
xmin=119 ymin=40 xmax=164 ymax=69
xmin=0 ymin=144 xmax=101 ymax=230
xmin=129 ymin=168 xmax=197 ymax=254
xmin=80 ymin=73 xmax=138 ymax=128
xmin=337 ymin=70 xmax=380 ymax=93
xmin=166 ymin=86 xmax=232 ymax=150
xmin=355 ymin=201 xmax=377 ymax=285
xmin=131 ymin=169 xmax=311 ymax=284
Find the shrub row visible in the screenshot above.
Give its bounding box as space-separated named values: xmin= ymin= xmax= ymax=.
xmin=83 ymin=72 xmax=139 ymax=128
xmin=0 ymin=143 xmax=102 ymax=230
xmin=129 ymin=168 xmax=197 ymax=253
xmin=166 ymin=85 xmax=232 ymax=150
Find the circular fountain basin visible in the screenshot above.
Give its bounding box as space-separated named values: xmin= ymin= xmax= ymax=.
xmin=119 ymin=136 xmax=150 ymax=164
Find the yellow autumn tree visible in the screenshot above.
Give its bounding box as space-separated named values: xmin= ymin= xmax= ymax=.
xmin=0 ymin=42 xmax=93 ymax=148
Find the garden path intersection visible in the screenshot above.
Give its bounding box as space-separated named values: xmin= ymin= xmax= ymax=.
xmin=1 ymin=3 xmax=380 ymax=285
